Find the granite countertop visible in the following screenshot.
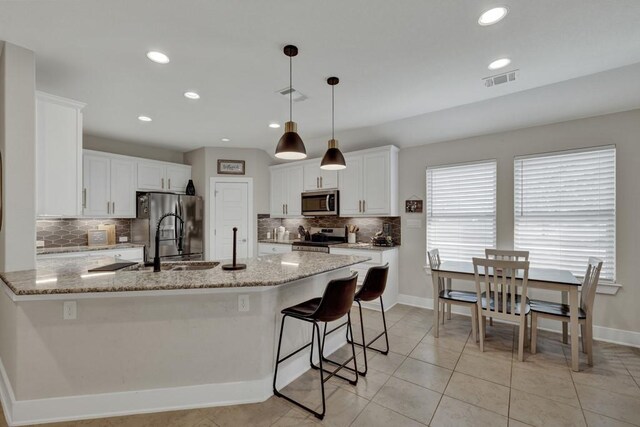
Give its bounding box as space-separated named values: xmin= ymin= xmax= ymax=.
xmin=331 ymin=243 xmax=399 ymax=251
xmin=258 ymin=239 xmax=300 ymax=245
xmin=37 ymin=243 xmax=145 ymax=255
xmin=0 ymin=252 xmax=370 ymax=296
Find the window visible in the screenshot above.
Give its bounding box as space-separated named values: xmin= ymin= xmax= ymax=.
xmin=427 ymin=160 xmax=497 ymax=262
xmin=514 ymin=146 xmax=616 ymax=281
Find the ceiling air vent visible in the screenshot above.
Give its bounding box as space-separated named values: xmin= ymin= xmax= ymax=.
xmin=277 ymin=86 xmax=307 ymax=102
xmin=483 ymin=70 xmax=518 ymax=87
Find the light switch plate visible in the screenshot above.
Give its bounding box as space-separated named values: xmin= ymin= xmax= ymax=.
xmin=36 ymin=240 xmax=45 ymax=248
xmin=119 ymin=236 xmax=128 ymax=243
xmin=63 ymin=301 xmax=77 ymax=320
xmin=238 ymin=295 xmax=250 ymax=312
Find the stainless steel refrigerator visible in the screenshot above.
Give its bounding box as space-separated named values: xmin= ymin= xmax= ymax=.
xmin=132 ymin=192 xmax=204 ymax=263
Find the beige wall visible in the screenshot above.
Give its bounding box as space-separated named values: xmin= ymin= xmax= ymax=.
xmin=184 ymin=147 xmax=272 ymax=259
xmin=0 ymin=42 xmax=36 ymax=272
xmin=83 ymin=134 xmax=185 ymax=164
xmin=398 ymin=109 xmax=640 ymax=334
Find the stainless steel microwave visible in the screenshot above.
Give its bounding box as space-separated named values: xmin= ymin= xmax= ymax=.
xmin=301 ymin=190 xmax=339 ymax=216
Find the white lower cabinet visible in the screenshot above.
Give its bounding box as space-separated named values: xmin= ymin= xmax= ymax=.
xmin=38 ymin=247 xmax=144 ymax=263
xmin=258 ymin=243 xmax=292 ymax=256
xmin=329 ymin=247 xmax=399 ymax=310
xmin=83 ymin=151 xmax=136 ymax=218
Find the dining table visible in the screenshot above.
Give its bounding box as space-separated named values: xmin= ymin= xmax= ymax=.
xmin=430 ymin=261 xmax=583 ymax=371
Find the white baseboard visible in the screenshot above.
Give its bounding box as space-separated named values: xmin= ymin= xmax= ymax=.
xmin=397 ymin=294 xmax=640 ymax=348
xmin=0 ymin=329 xmax=347 ymax=426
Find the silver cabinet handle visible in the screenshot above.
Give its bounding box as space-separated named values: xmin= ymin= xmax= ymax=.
xmin=363 ymin=200 xmax=365 ymax=212
xmin=241 ymin=239 xmax=247 ymax=243
xmin=320 ymin=176 xmax=323 ymax=188
xmin=82 ymin=189 xmax=86 ymax=208
xmin=107 ymin=201 xmax=110 ymax=214
xmin=286 ymin=204 xmax=288 ymax=215
xmin=161 ymin=178 xmax=164 ymax=189
xmin=317 ymin=177 xmax=319 ymax=188
xmin=112 ymin=202 xmax=115 ymax=213
xmin=359 ymin=200 xmax=362 ymax=213
xmin=168 ymin=178 xmax=171 ymax=189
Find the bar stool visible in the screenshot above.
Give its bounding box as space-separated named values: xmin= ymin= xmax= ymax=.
xmin=324 ymin=264 xmax=390 ymax=376
xmin=272 ymin=273 xmax=359 ymax=420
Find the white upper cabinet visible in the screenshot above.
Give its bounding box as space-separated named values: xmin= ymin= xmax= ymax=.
xmin=83 ymin=151 xmax=136 ymax=218
xmin=36 ymin=92 xmax=85 ymax=217
xmin=166 ymin=165 xmax=191 ymax=193
xmin=270 ymin=165 xmax=303 ymax=218
xmin=137 ymin=160 xmax=191 ymax=193
xmin=303 ymin=160 xmax=338 ymax=191
xmin=338 ymin=146 xmax=398 ymax=217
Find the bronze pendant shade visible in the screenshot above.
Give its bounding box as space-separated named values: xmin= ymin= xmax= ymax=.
xmin=275 ymin=45 xmax=307 ymax=160
xmin=321 ymin=77 xmax=346 ymax=170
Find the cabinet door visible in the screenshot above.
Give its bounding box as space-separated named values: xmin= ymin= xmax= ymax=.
xmin=286 ymin=166 xmax=304 ymax=216
xmin=83 ymin=154 xmax=111 ymax=216
xmin=137 ymin=162 xmax=166 ymax=191
xmin=362 ymin=151 xmax=390 ymax=215
xmin=338 ymin=154 xmax=363 ymax=216
xmin=303 ymin=162 xmax=320 ymax=191
xmin=270 ymin=168 xmax=286 ymax=217
xmin=166 ymin=165 xmax=191 ymax=193
xmin=320 ymin=168 xmax=338 ymax=189
xmin=110 ymin=158 xmax=137 ymax=217
xmin=36 ymin=96 xmax=83 ymax=216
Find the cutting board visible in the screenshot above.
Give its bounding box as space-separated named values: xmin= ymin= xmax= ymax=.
xmin=98 ymin=224 xmax=116 ymax=245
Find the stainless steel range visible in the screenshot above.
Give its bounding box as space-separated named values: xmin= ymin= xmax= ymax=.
xmin=291 ymin=227 xmax=346 ymax=253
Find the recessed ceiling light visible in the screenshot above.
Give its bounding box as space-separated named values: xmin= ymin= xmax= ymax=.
xmin=488 ymin=58 xmax=511 ymax=70
xmin=478 ymin=7 xmax=508 ymax=26
xmin=269 ymin=123 xmax=281 ymax=129
xmin=221 ymin=138 xmax=231 ymax=142
xmin=184 ymin=91 xmax=200 ymax=100
xmin=146 ymin=51 xmax=170 ymax=64
xmin=138 ymin=115 xmax=152 ymax=122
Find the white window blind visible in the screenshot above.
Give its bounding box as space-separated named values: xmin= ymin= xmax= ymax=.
xmin=427 ymin=161 xmax=497 ymax=263
xmin=514 ymin=146 xmax=616 ymax=281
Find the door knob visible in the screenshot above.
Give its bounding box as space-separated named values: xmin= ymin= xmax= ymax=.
xmin=241 ymin=239 xmax=247 ymax=242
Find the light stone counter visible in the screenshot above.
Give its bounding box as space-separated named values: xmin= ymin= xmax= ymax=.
xmin=0 ymin=252 xmax=369 ymax=297
xmin=36 ymin=243 xmax=145 ymax=255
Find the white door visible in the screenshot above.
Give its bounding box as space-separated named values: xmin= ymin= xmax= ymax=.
xmin=214 ymin=182 xmax=249 ymax=260
xmin=137 ymin=162 xmax=166 ymax=191
xmin=270 ymin=168 xmax=286 ymax=217
xmin=363 ymin=151 xmax=390 ymax=215
xmin=83 ymin=154 xmax=110 ymax=216
xmin=286 ymin=166 xmax=304 ymax=216
xmin=338 ymin=154 xmax=363 ymax=216
xmin=110 ymin=158 xmax=136 ymax=217
xmin=166 ymin=165 xmax=191 ymax=193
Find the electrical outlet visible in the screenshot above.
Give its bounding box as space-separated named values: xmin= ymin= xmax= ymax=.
xmin=36 ymin=240 xmax=45 ymax=248
xmin=118 ymin=236 xmax=128 ymax=243
xmin=63 ymin=301 xmax=77 ymax=320
xmin=238 ymin=295 xmax=250 ymax=312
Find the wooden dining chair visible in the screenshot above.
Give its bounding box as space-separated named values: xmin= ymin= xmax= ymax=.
xmin=530 ymin=257 xmax=603 ymax=365
xmin=473 ymin=257 xmax=530 ymax=361
xmin=484 ymin=249 xmax=530 ymax=327
xmin=428 ymin=249 xmax=478 ymax=341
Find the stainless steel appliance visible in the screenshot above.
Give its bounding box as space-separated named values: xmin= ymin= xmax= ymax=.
xmin=292 ymin=227 xmax=346 ymax=253
xmin=301 ymin=190 xmax=339 ymax=216
xmin=132 ymin=192 xmax=204 ymax=263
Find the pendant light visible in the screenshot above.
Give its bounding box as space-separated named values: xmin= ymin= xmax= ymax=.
xmin=320 ymin=77 xmax=346 ymax=170
xmin=275 ymin=45 xmax=307 ymax=160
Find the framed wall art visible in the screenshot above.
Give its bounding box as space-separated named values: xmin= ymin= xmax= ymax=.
xmin=217 ymin=159 xmax=246 ymax=175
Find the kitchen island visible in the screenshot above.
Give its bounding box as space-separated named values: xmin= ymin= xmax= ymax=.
xmin=0 ymin=252 xmax=368 ymax=425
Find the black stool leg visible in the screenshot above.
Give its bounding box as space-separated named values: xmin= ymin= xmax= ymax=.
xmin=273 ymin=316 xmax=326 ymax=420
xmin=313 ymin=321 xmax=358 ymax=385
xmin=346 ymin=298 xmax=390 ymax=356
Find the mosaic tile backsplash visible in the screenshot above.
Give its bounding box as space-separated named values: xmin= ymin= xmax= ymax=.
xmin=257 ymin=215 xmax=401 ymax=245
xmin=36 ymin=219 xmax=132 ymax=248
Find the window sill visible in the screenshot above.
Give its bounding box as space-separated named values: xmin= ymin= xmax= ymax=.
xmin=596 ymin=282 xmax=622 ymax=295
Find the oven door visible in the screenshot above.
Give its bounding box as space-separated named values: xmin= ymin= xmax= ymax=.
xmin=302 ymin=191 xmax=339 ymax=216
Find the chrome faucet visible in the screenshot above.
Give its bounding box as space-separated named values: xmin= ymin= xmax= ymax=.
xmin=153 ymin=212 xmax=184 ymax=272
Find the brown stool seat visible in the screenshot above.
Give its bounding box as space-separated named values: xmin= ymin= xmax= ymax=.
xmin=282 ymin=298 xmax=322 ymax=317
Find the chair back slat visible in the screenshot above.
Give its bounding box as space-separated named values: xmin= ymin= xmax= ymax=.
xmin=427 ymin=249 xmax=444 ymax=290
xmin=580 ymin=257 xmax=603 ymax=316
xmin=473 ymin=258 xmax=529 ymax=322
xmin=485 ymin=248 xmax=530 ymax=261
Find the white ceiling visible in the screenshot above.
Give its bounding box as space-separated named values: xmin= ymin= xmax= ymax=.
xmin=2 ymin=0 xmax=640 ymax=157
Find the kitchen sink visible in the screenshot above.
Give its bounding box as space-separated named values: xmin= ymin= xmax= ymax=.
xmin=127 ymin=262 xmax=220 ymax=272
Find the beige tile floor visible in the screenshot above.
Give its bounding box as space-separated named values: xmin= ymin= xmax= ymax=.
xmin=4 ymin=305 xmax=640 ymax=427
